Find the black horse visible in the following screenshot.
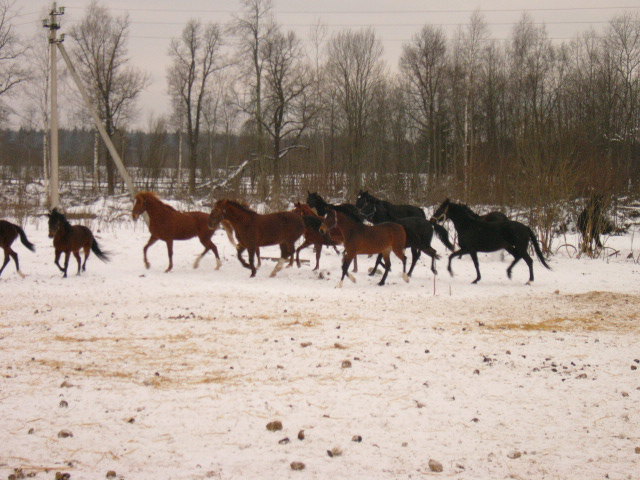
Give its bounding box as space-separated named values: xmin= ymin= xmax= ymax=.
xmin=361 ymin=202 xmax=454 ymax=277
xmin=577 ymin=194 xmax=614 ymax=253
xmin=0 ymin=220 xmax=35 ymax=278
xmin=306 ymin=191 xmax=363 ymax=219
xmin=356 ymin=190 xmax=425 ymax=221
xmin=431 ymin=199 xmax=550 ymax=284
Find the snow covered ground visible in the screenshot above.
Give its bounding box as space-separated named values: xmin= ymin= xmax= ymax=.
xmin=1 ymin=215 xmax=639 ymax=479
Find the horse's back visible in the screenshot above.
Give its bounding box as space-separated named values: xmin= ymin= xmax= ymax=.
xmin=0 ymin=220 xmax=18 ymax=245
xmin=253 ymin=211 xmax=304 ymax=246
xmin=350 ymin=222 xmax=405 ymax=255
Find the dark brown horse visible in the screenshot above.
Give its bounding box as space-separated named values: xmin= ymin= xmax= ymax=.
xmin=48 ymin=209 xmax=109 ymax=277
xmin=320 ymin=205 xmax=408 ymax=287
xmin=292 ymin=202 xmax=340 ymax=270
xmin=209 ymin=199 xmax=305 ymax=277
xmin=0 ymin=220 xmax=35 ymax=278
xmin=132 ymin=191 xmax=228 ymax=272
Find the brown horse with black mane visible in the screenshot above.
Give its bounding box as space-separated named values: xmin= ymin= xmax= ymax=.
xmin=0 ymin=220 xmax=35 ymax=278
xmin=320 ymin=205 xmax=408 ymax=287
xmin=48 ymin=209 xmax=109 ymax=277
xmin=132 ymin=191 xmax=229 ymax=272
xmin=209 ymin=199 xmax=305 ymax=277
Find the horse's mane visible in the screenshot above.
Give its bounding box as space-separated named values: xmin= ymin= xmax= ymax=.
xmin=137 ymin=191 xmax=178 ymax=212
xmin=308 ymin=192 xmax=328 ymax=206
xmin=224 ymin=199 xmax=257 ymax=214
xmin=447 ymin=201 xmax=479 ymax=219
xmin=49 ymin=208 xmax=72 ymax=228
xmin=362 ymin=191 xmax=393 ymax=209
xmin=332 ymin=204 xmax=364 ymax=223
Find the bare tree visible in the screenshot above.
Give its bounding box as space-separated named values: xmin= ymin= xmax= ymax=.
xmin=0 ymin=0 xmax=27 ymax=121
xmin=326 ymin=27 xmax=386 ymax=191
xmin=260 ymin=27 xmax=315 ymax=196
xmin=69 ymin=0 xmax=148 ymax=194
xmin=167 ymin=19 xmax=226 ymax=193
xmin=231 ymin=0 xmax=276 ymax=194
xmin=400 ymin=25 xmax=448 ymax=177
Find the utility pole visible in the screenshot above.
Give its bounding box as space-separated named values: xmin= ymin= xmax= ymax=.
xmin=43 ymin=2 xmax=64 ymax=210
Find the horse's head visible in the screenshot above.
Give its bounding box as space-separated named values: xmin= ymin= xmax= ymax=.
xmin=132 ymin=192 xmax=150 ymax=220
xmin=47 ymin=208 xmax=66 ymax=238
xmin=209 ymin=199 xmax=229 ymax=228
xmin=319 ymin=207 xmax=337 ymax=235
xmin=355 ymin=190 xmax=369 ymax=210
xmin=431 ymin=198 xmax=451 ymax=223
xmin=306 ymin=192 xmax=326 ymax=215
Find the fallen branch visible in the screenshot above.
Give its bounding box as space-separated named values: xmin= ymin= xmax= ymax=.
xmin=196 ymin=145 xmax=309 ymax=192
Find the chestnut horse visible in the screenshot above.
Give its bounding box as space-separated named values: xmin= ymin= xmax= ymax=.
xmin=132 ymin=191 xmax=230 ymax=272
xmin=292 ymin=202 xmax=340 ymax=270
xmin=209 ymin=199 xmax=305 ymax=277
xmin=320 ymin=205 xmax=408 ymax=287
xmin=0 ymin=220 xmax=35 ymax=278
xmin=48 ymin=209 xmax=109 ymax=277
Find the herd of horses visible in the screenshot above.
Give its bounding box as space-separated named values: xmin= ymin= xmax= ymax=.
xmin=2 ymin=189 xmax=576 ymax=287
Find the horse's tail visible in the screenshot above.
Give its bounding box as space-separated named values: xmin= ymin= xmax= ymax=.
xmin=91 ymin=238 xmax=110 ymax=262
xmin=433 ymin=223 xmax=454 ymax=251
xmin=528 ymin=228 xmax=551 ymax=270
xmin=16 ymin=226 xmax=35 ymax=252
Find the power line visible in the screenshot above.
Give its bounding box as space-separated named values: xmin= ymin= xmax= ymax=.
xmin=62 ymin=5 xmax=640 ymax=14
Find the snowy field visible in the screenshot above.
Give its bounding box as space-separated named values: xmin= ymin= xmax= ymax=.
xmin=1 ymin=214 xmax=639 ymax=480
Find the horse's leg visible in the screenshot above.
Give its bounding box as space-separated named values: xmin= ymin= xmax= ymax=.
xmin=378 ymin=253 xmax=391 ymax=286
xmin=62 ymin=252 xmax=70 ymax=278
xmin=407 ymin=247 xmax=420 ymax=277
xmin=447 ymin=249 xmax=465 ymax=276
xmin=295 ymin=239 xmax=311 ymax=268
xmin=369 ymin=254 xmax=383 ymax=276
xmin=521 ymin=251 xmax=534 ymax=284
xmin=6 ymin=248 xmax=24 ymax=277
xmin=0 ymin=249 xmax=10 ymax=277
xmin=505 ymin=247 xmax=520 ymax=280
xmin=424 ymin=246 xmax=439 ymax=275
xmin=222 ymin=220 xmax=237 ymax=248
xmin=237 ymin=246 xmax=251 ymax=269
xmin=337 ymin=253 xmax=355 ymax=288
xmin=143 ymin=235 xmax=158 ymax=269
xmin=247 ymin=248 xmax=257 ymax=277
xmin=164 ymin=240 xmax=174 ymax=273
xmin=82 ymin=245 xmax=90 ymax=271
xmin=469 ymin=251 xmax=481 ymax=284
xmin=394 ymin=247 xmax=409 ymax=283
xmin=352 ymin=256 xmax=358 ymax=273
xmin=314 ymin=244 xmax=322 ymax=270
xmin=270 ymin=244 xmax=289 ymax=277
xmin=195 ymin=237 xmax=221 ymax=270
xmin=73 ymin=251 xmax=82 ymax=275
xmin=54 ymin=250 xmax=64 ymax=272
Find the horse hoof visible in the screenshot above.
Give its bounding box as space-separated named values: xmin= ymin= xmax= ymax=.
xmin=348 ymin=273 xmax=356 ymax=283
xmin=145 ymin=263 xmax=150 ymax=269
xmin=402 ymin=273 xmax=410 ymax=283
xmin=216 ymin=259 xmax=222 ymax=270
xmin=336 ymin=281 xmax=343 ymax=288
xmin=18 ymin=272 xmax=26 ymax=278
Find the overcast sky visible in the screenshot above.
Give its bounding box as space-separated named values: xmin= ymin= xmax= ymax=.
xmin=15 ymin=0 xmax=640 ymax=129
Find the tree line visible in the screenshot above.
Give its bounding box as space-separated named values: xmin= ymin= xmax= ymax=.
xmin=0 ymin=0 xmax=639 ymax=211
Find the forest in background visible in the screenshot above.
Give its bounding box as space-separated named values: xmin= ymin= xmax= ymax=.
xmin=0 ymin=1 xmax=639 ymax=237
